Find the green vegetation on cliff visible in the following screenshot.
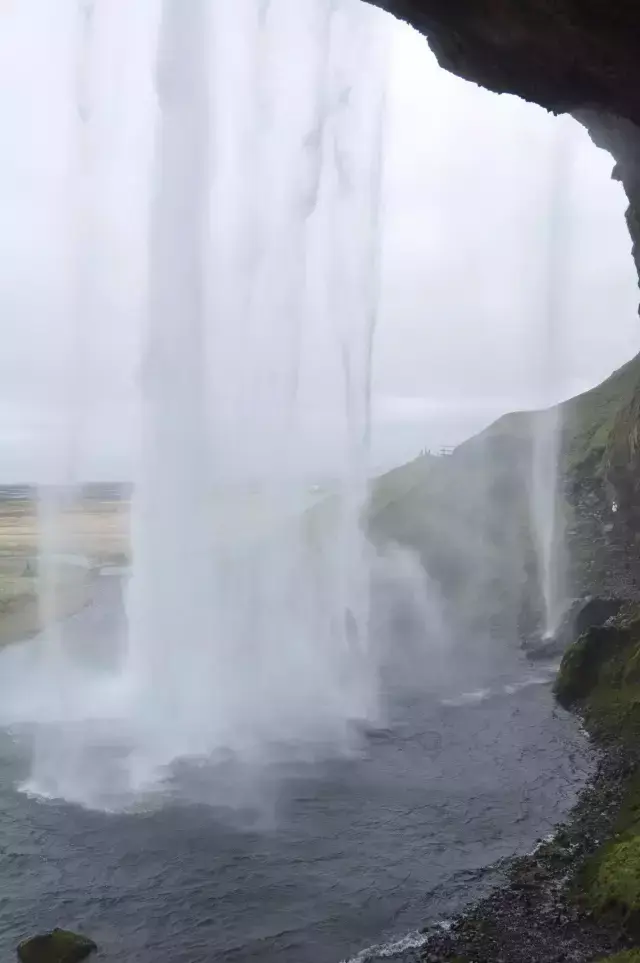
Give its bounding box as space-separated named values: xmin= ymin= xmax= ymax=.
xmin=555 ymin=605 xmax=640 ymax=742
xmin=555 ymin=606 xmax=640 ymax=926
xmin=369 ymin=350 xmax=640 ymax=535
xmin=366 ymin=352 xmax=640 ymax=634
xmin=563 ymin=353 xmax=640 ymax=475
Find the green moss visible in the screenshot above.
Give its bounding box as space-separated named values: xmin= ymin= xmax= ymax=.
xmin=553 ymin=609 xmax=640 ymax=742
xmin=586 ymin=835 xmax=640 ymax=917
xmin=17 ymin=930 xmax=97 ymax=963
xmin=554 ymin=627 xmax=614 ymax=707
xmin=367 ymin=355 xmax=640 ymax=641
xmin=555 ymin=611 xmax=640 ymax=924
xmin=18 ymin=929 xmax=97 ymax=963
xmin=580 ymin=772 xmax=640 ymax=923
xmin=368 ymin=354 xmax=640 ymax=548
xmin=554 ymin=621 xmax=638 ymax=710
xmin=615 ymin=774 xmax=640 ymax=838
xmin=563 ymin=353 xmax=640 ymax=475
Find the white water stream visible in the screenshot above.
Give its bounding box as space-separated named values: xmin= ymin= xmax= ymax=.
xmin=0 ymin=0 xmax=390 ymax=809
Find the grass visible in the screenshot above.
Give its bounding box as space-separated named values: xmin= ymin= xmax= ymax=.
xmin=364 ymin=353 xmax=640 ymax=639
xmin=0 ymin=498 xmax=129 ymax=647
xmin=0 ymin=498 xmax=129 ymax=563
xmin=554 ymin=606 xmax=640 ymax=742
xmin=579 ymin=767 xmax=640 ymax=928
xmin=562 ymin=353 xmax=640 ymax=475
xmin=368 ymin=352 xmax=640 ymax=542
xmin=0 ymin=561 xmax=93 ymax=648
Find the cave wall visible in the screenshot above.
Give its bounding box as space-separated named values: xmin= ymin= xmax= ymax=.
xmin=369 ymin=1 xmax=640 ymax=124
xmin=369 ymin=0 xmax=640 ymax=526
xmin=370 ymin=0 xmax=640 ymax=291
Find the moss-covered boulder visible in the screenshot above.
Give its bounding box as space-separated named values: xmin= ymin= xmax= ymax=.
xmin=17 ymin=929 xmax=97 ymax=963
xmin=554 ymin=625 xmax=625 ymax=708
xmin=553 ymin=605 xmax=640 ymax=746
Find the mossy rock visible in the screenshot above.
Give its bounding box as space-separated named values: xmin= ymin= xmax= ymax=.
xmin=17 ymin=929 xmax=97 ymax=963
xmin=554 ymin=625 xmax=625 ymax=708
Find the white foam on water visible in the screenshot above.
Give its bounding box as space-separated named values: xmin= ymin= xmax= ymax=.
xmin=502 ymin=676 xmax=551 ymax=695
xmin=340 ymin=929 xmax=431 ymax=963
xmin=441 ymin=688 xmax=492 ymax=707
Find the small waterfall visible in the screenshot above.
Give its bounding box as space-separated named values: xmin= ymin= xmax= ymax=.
xmin=530 ymin=405 xmax=565 ymax=640
xmin=529 ymin=121 xmax=572 ymax=641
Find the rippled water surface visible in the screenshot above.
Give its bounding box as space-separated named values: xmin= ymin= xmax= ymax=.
xmin=0 ymin=579 xmax=591 ymax=963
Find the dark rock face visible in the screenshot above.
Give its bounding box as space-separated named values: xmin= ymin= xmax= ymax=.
xmin=581 ymin=111 xmax=640 ymax=297
xmin=554 ymin=623 xmax=624 ymax=708
xmin=525 ymin=597 xmax=628 ymax=662
xmin=573 ymin=596 xmax=627 ymax=638
xmin=568 ymin=472 xmax=638 ymax=601
xmin=17 ymin=930 xmax=97 ymax=963
xmin=554 ymin=604 xmax=640 ymax=736
xmin=368 ymin=1 xmax=640 ymax=310
xmin=369 ymin=2 xmax=640 ymax=126
xmin=604 ymin=385 xmax=640 ymax=548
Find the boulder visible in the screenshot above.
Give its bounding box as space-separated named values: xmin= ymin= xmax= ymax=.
xmin=17 ymin=930 xmax=97 ymax=963
xmin=525 ymin=597 xmax=627 ymax=661
xmin=554 ymin=624 xmax=621 ymax=708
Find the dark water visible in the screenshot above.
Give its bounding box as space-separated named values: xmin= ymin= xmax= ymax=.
xmin=0 ymin=576 xmax=592 ymax=963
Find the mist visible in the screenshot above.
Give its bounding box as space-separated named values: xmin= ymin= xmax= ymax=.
xmin=0 ymin=4 xmax=636 ymax=483
xmin=0 ymin=4 xmax=635 ymax=962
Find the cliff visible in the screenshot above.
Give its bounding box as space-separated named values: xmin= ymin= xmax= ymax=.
xmin=368 ymin=353 xmax=640 ymax=637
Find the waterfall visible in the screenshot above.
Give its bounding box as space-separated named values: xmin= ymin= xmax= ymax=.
xmin=36 ymin=0 xmax=96 ymax=658
xmin=530 ymin=406 xmax=565 ymax=639
xmin=124 ymin=0 xmax=387 ymax=775
xmin=8 ymin=0 xmax=388 ymax=808
xmin=529 ymin=121 xmax=572 ymax=641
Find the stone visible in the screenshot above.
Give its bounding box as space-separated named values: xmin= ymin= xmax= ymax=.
xmin=17 ymin=930 xmax=97 ymax=963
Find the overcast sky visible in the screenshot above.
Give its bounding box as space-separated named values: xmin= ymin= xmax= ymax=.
xmin=0 ymin=2 xmax=637 ymax=480
xmin=374 ymin=19 xmax=639 ymax=464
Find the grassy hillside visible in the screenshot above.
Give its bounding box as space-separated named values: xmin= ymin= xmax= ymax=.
xmin=366 ymin=352 xmax=640 ymax=635
xmin=562 ymin=353 xmax=640 ymax=474
xmin=369 ymin=352 xmax=640 ymax=528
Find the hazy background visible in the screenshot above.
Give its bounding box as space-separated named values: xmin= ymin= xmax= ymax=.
xmin=0 ymin=5 xmax=637 ymax=481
